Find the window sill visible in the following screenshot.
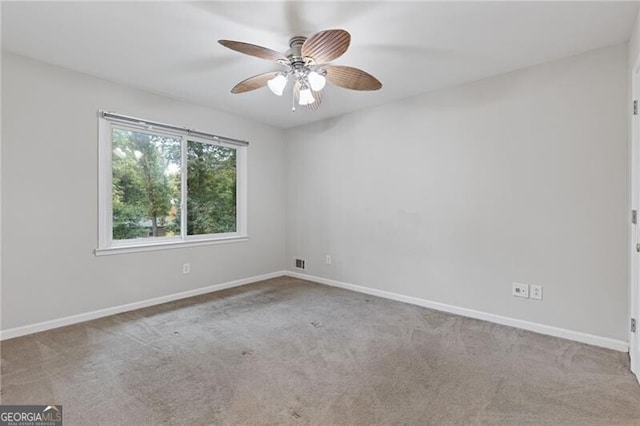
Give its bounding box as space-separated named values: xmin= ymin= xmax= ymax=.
xmin=95 ymin=235 xmax=248 ymax=256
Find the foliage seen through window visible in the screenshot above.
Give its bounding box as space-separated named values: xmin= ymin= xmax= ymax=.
xmin=111 ymin=128 xmax=237 ymax=241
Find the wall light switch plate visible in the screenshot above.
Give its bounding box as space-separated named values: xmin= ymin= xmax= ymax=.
xmin=512 ymin=282 xmax=529 ymax=298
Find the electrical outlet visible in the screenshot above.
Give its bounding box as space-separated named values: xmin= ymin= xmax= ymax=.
xmin=512 ymin=282 xmax=529 ymax=298
xmin=183 ymin=263 xmax=190 ymax=274
xmin=531 ymin=285 xmax=543 ymax=300
xmin=326 ymin=255 xmax=332 ymax=265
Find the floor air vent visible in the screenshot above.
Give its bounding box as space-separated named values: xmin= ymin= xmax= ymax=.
xmin=295 ymin=258 xmax=305 ymax=270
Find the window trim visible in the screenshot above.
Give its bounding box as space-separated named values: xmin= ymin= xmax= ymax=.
xmin=96 ymin=113 xmax=248 ymax=256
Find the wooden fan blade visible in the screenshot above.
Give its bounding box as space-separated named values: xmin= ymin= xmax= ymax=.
xmin=231 ymin=72 xmax=279 ymax=94
xmin=324 ymin=65 xmax=382 ymax=91
xmin=218 ymin=40 xmax=286 ymax=62
xmin=308 ymin=89 xmax=323 ymax=111
xmin=301 ymin=29 xmax=350 ymax=64
xmin=293 ymin=81 xmax=322 ymax=111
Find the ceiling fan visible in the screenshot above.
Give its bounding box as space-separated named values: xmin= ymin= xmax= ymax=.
xmin=218 ymin=29 xmax=382 ymax=111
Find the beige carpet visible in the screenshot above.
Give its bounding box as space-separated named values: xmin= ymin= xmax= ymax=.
xmin=1 ymin=276 xmax=639 ymax=425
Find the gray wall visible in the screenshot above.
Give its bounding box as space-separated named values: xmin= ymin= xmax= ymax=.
xmin=1 ymin=52 xmax=287 ymax=330
xmin=286 ymin=45 xmax=629 ymax=341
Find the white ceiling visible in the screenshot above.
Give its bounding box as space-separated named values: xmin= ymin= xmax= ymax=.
xmin=2 ymin=1 xmax=638 ymax=129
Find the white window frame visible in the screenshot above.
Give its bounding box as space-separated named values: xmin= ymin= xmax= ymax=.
xmin=96 ymin=113 xmax=248 ymax=255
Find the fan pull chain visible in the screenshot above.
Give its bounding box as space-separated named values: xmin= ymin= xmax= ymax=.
xmin=291 ymin=87 xmax=296 ymax=112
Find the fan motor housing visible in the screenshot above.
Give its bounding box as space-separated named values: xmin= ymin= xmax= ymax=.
xmin=287 ymin=36 xmax=307 ymax=65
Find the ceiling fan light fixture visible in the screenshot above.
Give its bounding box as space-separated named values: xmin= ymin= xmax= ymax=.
xmin=307 ymin=71 xmax=326 ymax=91
xmin=220 ymin=29 xmax=382 ymax=111
xmin=298 ymin=87 xmax=315 ymax=105
xmin=267 ymin=74 xmax=288 ymax=96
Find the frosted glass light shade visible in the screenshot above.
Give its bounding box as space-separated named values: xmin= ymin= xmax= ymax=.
xmin=299 ymin=88 xmax=315 ymax=105
xmin=267 ymin=74 xmax=287 ymax=96
xmin=308 ymin=71 xmax=326 ymax=91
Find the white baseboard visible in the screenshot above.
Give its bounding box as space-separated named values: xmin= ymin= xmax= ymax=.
xmin=285 ymin=271 xmax=629 ymax=353
xmin=0 ymin=271 xmax=287 ymax=341
xmin=4 ymin=270 xmax=628 ymax=353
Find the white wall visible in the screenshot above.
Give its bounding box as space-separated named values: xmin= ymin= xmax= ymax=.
xmin=630 ymin=9 xmax=640 ymax=71
xmin=1 ymin=52 xmax=286 ymax=330
xmin=628 ymin=9 xmax=640 ymax=370
xmin=1 ymin=43 xmax=630 ymax=343
xmin=286 ymin=44 xmax=629 ymax=341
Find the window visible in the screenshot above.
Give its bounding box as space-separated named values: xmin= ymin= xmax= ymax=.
xmin=97 ymin=112 xmax=247 ymax=254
